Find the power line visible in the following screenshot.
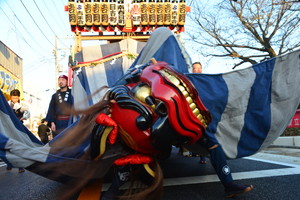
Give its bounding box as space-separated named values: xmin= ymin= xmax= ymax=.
xmin=25 ymin=56 xmax=52 ymax=67
xmin=58 ymin=0 xmax=74 ymax=35
xmin=51 ymin=0 xmax=70 ymax=30
xmin=20 ymin=0 xmax=55 ymax=48
xmin=60 ymin=0 xmax=67 ymax=6
xmin=24 ymin=57 xmax=54 ymax=73
xmin=3 ymin=1 xmax=50 ymax=55
xmin=14 ymin=17 xmax=22 ymax=54
xmin=24 ymin=58 xmax=55 ymax=73
xmin=0 ymin=7 xmax=37 ymax=54
xmin=32 ymin=0 xmax=69 ymax=48
xmin=42 ymin=0 xmax=68 ymax=34
xmin=24 ymin=56 xmax=54 ymax=71
xmin=32 ymin=0 xmax=57 ymax=37
xmin=41 ymin=0 xmax=74 ymax=51
xmin=0 ymin=6 xmax=30 ymax=47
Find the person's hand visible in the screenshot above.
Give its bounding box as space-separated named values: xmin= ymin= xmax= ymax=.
xmin=13 ymin=102 xmax=21 ymax=110
xmin=51 ymin=122 xmax=56 ymax=132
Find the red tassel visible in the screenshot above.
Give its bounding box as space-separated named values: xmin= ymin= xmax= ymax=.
xmin=95 ymin=113 xmax=118 ymax=144
xmin=114 ymin=154 xmax=153 ymax=166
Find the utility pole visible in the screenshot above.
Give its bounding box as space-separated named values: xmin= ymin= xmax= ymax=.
xmin=53 ymin=36 xmax=59 ymax=89
xmin=53 ymin=36 xmax=73 ymax=89
xmin=54 ymin=36 xmax=59 ymax=89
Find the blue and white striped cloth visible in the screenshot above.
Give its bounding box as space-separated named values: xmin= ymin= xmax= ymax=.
xmin=0 ymin=92 xmax=46 ymax=168
xmin=0 ymin=28 xmax=299 ymax=175
xmin=72 ymin=38 xmax=147 ymax=110
xmin=186 ymin=50 xmax=300 ymax=158
xmin=0 ymin=93 xmax=117 ymax=180
xmin=72 ymin=28 xmax=192 ymax=110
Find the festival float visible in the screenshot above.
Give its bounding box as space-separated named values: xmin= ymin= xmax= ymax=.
xmin=66 ymin=0 xmax=187 ymax=33
xmin=0 ymin=1 xmax=300 ymax=200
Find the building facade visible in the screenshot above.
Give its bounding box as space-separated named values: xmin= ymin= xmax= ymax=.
xmin=0 ymin=40 xmax=23 ymax=100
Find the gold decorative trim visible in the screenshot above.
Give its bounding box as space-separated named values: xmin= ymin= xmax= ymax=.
xmin=72 ymin=52 xmax=138 ymax=69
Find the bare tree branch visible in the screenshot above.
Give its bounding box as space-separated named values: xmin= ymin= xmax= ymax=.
xmin=185 ymin=0 xmax=300 ymax=69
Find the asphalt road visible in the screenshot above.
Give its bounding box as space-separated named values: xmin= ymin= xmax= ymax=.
xmin=0 ymin=147 xmax=300 ymax=200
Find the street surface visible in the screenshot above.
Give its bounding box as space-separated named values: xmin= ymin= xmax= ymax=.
xmin=1 ymin=146 xmax=300 ymax=200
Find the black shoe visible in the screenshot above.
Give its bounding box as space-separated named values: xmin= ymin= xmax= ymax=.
xmin=225 ymin=182 xmax=253 ymax=198
xmin=6 ymin=167 xmax=12 ymax=171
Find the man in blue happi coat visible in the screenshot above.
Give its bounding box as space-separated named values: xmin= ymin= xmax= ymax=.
xmin=46 ymin=75 xmax=73 ymax=138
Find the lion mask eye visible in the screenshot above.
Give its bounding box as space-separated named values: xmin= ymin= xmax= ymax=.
xmin=132 ymin=83 xmax=152 ymax=105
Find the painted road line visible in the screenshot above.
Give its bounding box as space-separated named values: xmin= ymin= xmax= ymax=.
xmin=163 ymin=156 xmax=300 ymax=187
xmin=102 ymin=155 xmax=300 ymax=190
xmin=163 ymin=167 xmax=300 ymax=186
xmin=102 ymin=164 xmax=300 ymax=190
xmin=0 ymin=163 xmax=6 ymax=167
xmin=247 ymin=153 xmax=300 ymax=167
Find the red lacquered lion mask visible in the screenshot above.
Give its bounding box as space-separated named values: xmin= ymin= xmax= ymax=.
xmin=109 ymin=61 xmax=211 ymax=156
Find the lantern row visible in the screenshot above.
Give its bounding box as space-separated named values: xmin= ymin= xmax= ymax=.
xmin=67 ymin=0 xmax=187 ymax=32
